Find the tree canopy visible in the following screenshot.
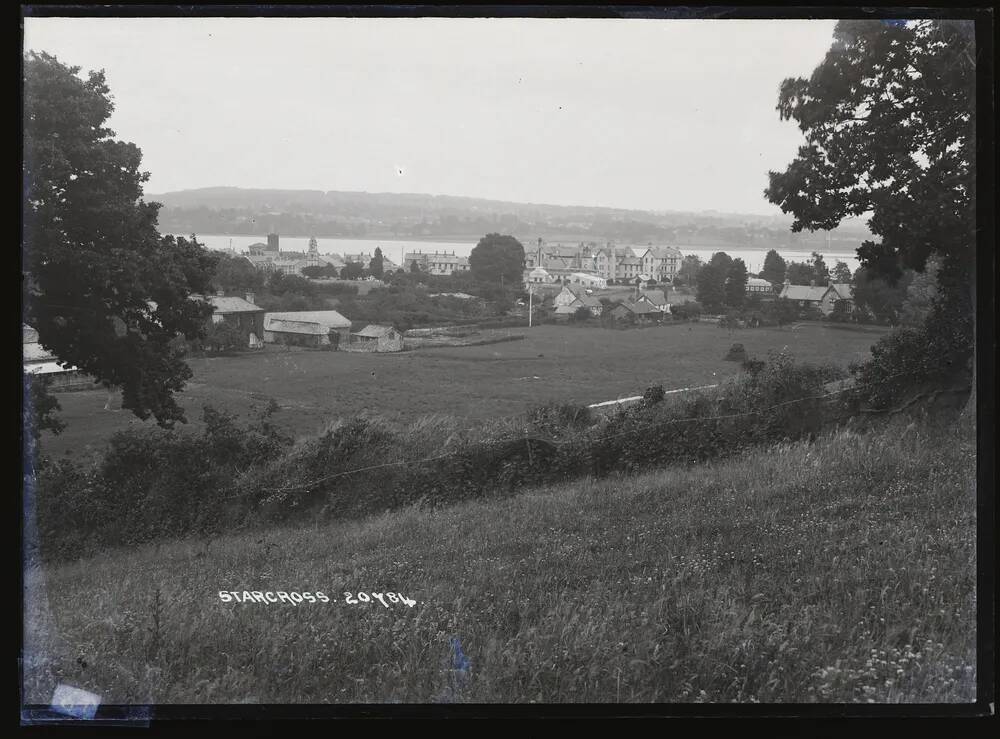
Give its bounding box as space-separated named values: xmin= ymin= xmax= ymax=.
xmin=369 ymin=247 xmax=384 ymax=278
xmin=765 ymin=20 xmax=975 ymax=287
xmin=760 ymin=249 xmax=787 ymax=285
xmin=724 ymin=258 xmax=749 ymax=308
xmin=23 ymin=51 xmax=216 ymax=427
xmin=469 ymin=233 xmax=525 ymax=288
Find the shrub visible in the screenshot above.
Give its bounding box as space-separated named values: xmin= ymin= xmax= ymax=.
xmin=723 ymin=343 xmax=747 ymax=362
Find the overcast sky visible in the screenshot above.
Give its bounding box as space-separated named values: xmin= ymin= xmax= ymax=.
xmin=24 ymin=17 xmax=838 ymax=214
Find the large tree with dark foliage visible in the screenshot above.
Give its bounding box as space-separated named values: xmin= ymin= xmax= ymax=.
xmin=369 ymin=246 xmax=384 ymax=278
xmin=23 ymin=52 xmax=216 ymax=427
xmin=695 ymin=252 xmax=732 ymax=310
xmin=765 ymin=20 xmax=976 ymax=401
xmin=724 ymin=258 xmax=749 ymax=308
xmin=760 ymin=249 xmax=787 ymax=285
xmin=469 ymin=233 xmax=525 ymax=289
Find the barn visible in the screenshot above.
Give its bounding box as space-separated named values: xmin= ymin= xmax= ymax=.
xmin=348 ymin=324 xmax=404 ymax=352
xmin=263 ymin=318 xmax=334 ymax=348
xmin=264 ymin=310 xmax=352 ymax=348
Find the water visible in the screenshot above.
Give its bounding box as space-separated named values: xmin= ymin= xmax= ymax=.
xmin=172 ymin=234 xmax=861 ymax=276
xmin=169 ymin=234 xmax=476 ymax=266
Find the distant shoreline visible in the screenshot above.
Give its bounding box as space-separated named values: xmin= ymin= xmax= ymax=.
xmin=164 ymin=231 xmax=859 ymax=255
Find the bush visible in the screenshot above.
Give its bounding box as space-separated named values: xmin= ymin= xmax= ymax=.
xmin=723 ymin=343 xmax=747 ymax=362
xmin=670 ymin=301 xmax=702 ymax=320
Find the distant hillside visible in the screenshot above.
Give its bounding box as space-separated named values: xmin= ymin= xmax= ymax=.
xmin=150 ymin=186 xmax=872 ymax=250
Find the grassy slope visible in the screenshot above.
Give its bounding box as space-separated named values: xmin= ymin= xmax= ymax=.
xmin=23 ymin=416 xmax=975 ymax=704
xmin=40 ymin=322 xmax=888 ymax=458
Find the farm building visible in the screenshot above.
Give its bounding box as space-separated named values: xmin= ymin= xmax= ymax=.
xmin=348 ymin=324 xmax=404 ymax=352
xmin=264 ymin=310 xmax=352 ymax=348
xmin=264 ymin=318 xmax=334 ymax=349
xmin=22 ymin=325 xmax=93 ymax=391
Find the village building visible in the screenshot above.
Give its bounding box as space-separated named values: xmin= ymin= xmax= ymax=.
xmin=747 ymin=277 xmax=777 ymax=295
xmin=196 ymin=292 xmax=266 ymax=348
xmin=263 ymin=310 xmax=352 ymax=348
xmin=403 ymin=250 xmax=470 ymax=275
xmin=611 ymin=300 xmax=663 ymax=325
xmin=347 ymin=324 xmax=404 ymax=352
xmin=553 ymin=284 xmax=603 ymax=319
xmin=778 ymin=280 xmax=854 ymax=316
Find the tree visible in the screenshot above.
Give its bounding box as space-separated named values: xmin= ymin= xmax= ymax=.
xmin=760 ymin=249 xmax=787 ymax=285
xmin=23 ymin=52 xmax=216 ymax=427
xmin=831 ymin=260 xmax=853 ymax=284
xmin=369 ymin=247 xmax=384 ymax=278
xmin=811 ymin=252 xmax=830 ymax=286
xmin=212 ymin=252 xmax=265 ymax=293
xmin=899 ymin=257 xmax=941 ymax=327
xmin=764 ymin=20 xmax=975 ymax=380
xmin=696 ymin=253 xmax=732 ymax=311
xmin=340 ymin=262 xmax=364 ymax=280
xmin=678 ymin=255 xmax=703 ymax=286
xmin=301 ymin=263 xmax=339 ymax=279
xmin=785 ymin=261 xmax=815 ymax=285
xmin=469 ymin=233 xmax=525 ymax=289
xmin=724 ymin=258 xmax=749 ymax=308
xmin=853 ymin=266 xmax=913 ymax=324
xmin=409 ymin=260 xmax=421 ymax=274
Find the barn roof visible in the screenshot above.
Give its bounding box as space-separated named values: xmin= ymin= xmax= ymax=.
xmin=354 ymin=324 xmax=396 ymax=338
xmin=265 ymin=310 xmax=351 ymax=328
xmin=264 ymin=318 xmax=327 ymax=335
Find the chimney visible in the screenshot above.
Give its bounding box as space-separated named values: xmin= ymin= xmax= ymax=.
xmin=245 ymin=291 xmax=255 ymax=305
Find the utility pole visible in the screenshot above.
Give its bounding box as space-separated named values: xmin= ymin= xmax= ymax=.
xmin=528 ymin=283 xmax=533 ymax=328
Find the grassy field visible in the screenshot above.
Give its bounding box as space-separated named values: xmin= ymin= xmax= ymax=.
xmin=38 ymin=322 xmax=889 ymax=459
xmin=22 ymin=414 xmax=975 ymax=704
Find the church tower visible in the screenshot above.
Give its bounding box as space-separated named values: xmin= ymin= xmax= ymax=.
xmin=308 ymin=236 xmax=319 ymax=258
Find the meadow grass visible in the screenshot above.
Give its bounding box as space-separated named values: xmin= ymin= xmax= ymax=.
xmin=23 ymin=414 xmax=975 ymax=704
xmin=39 ymin=321 xmax=888 ymax=458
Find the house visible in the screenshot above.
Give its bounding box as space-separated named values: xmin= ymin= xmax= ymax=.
xmin=348 ymin=324 xmax=404 ymax=352
xmin=22 ymin=324 xmax=92 ymax=390
xmin=636 ymin=289 xmax=669 ymax=311
xmin=747 ymin=277 xmax=777 ymax=295
xmin=264 ymin=310 xmax=352 ymax=348
xmin=553 ymin=284 xmax=603 ymax=317
xmin=777 ymin=280 xmax=848 ymax=316
xmin=527 ymin=266 xmax=554 ymax=284
xmin=196 ymin=292 xmax=266 ymax=348
xmin=828 ymin=283 xmax=855 ymax=311
xmin=611 ymin=300 xmax=663 ymax=325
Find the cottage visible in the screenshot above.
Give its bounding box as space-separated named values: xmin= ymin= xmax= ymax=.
xmin=197 ymin=292 xmax=266 ymax=348
xmin=611 ymin=300 xmax=663 ymax=325
xmin=348 ymin=324 xmax=404 ymax=352
xmin=777 ymin=280 xmax=848 ymax=316
xmin=553 ymin=284 xmax=603 ymax=317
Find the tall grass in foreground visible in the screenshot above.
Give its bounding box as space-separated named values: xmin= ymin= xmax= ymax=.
xmin=23 ymin=416 xmax=975 ymax=703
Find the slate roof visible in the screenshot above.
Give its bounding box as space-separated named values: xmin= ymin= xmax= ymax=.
xmin=354 ymin=324 xmax=397 ymax=338
xmin=190 ymin=294 xmax=263 ymax=313
xmin=829 ymin=283 xmax=855 ymax=300
xmin=264 ymin=318 xmax=328 ymax=335
xmin=779 ymin=284 xmax=830 ymax=302
xmin=265 ymin=310 xmax=352 ymax=329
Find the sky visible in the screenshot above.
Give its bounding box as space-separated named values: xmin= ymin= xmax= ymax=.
xmin=23 ymin=16 xmax=839 ymax=214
